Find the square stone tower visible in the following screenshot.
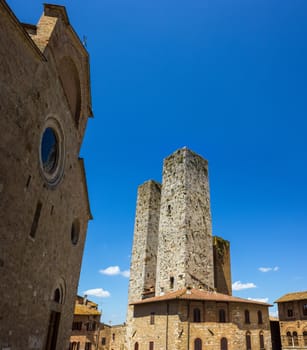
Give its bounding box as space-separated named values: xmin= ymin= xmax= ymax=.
xmin=128 ymin=180 xmax=161 ymax=303
xmin=155 ymin=148 xmax=214 ymax=294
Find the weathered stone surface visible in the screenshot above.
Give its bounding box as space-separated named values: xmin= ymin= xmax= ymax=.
xmin=213 ymin=236 xmax=232 ymax=295
xmin=128 ymin=180 xmax=161 ymax=304
xmin=129 ymin=299 xmax=271 ymax=350
xmin=156 ymin=148 xmax=214 ymax=294
xmin=276 ymin=292 xmax=307 ymax=349
xmin=0 ymin=3 xmax=92 ymax=349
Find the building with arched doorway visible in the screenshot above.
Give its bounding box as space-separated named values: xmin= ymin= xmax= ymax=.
xmin=0 ymin=2 xmax=92 ymax=349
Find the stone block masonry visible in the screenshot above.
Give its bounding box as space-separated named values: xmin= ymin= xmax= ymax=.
xmin=128 ymin=180 xmax=161 ymax=304
xmin=156 ymin=148 xmax=214 ymax=295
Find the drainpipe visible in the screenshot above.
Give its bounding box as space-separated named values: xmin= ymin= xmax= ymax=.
xmin=166 ymin=303 xmax=169 ymax=350
xmin=187 ymin=301 xmax=190 ymax=350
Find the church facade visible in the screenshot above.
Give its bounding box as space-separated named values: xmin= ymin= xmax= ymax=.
xmin=0 ymin=2 xmax=92 ymax=349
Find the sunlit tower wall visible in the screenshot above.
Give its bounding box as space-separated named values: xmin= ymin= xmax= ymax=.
xmin=128 ymin=180 xmax=161 ymax=304
xmin=155 ymin=148 xmax=214 ymax=295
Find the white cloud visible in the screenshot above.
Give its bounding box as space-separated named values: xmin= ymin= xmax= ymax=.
xmin=258 ymin=266 xmax=279 ymax=273
xmin=99 ymin=265 xmax=130 ymax=278
xmin=121 ymin=270 xmax=130 ymax=278
xmin=232 ymin=281 xmax=257 ymax=291
xmin=100 ymin=266 xmax=121 ymax=276
xmin=258 ymin=267 xmax=271 ymax=272
xmin=84 ymin=288 xmax=110 ymax=298
xmin=248 ymin=297 xmax=269 ymax=303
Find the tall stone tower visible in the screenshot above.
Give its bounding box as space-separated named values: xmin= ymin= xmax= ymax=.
xmin=155 ymin=148 xmax=214 ymax=294
xmin=128 ymin=180 xmax=161 ymax=303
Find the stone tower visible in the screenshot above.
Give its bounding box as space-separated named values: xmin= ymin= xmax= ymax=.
xmin=155 ymin=148 xmax=214 ymax=294
xmin=128 ymin=180 xmax=161 ymax=303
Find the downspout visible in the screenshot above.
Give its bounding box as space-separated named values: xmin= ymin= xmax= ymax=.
xmin=166 ymin=302 xmax=169 ymax=350
xmin=187 ymin=301 xmax=190 ymax=350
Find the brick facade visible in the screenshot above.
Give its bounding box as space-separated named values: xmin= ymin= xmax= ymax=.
xmin=69 ymin=296 xmax=101 ymax=350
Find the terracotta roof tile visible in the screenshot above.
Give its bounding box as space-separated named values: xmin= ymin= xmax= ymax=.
xmin=275 ymin=291 xmax=307 ymax=303
xmin=130 ymin=288 xmax=271 ymax=306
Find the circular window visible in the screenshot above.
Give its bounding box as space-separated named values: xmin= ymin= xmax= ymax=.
xmin=71 ymin=219 xmax=80 ymax=245
xmin=39 ymin=117 xmax=65 ymax=186
xmin=41 ymin=128 xmax=58 ymax=173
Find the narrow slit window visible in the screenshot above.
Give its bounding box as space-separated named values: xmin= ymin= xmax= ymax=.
xmin=150 ymin=312 xmax=155 ymax=325
xmin=193 ymin=308 xmax=201 ymax=322
xmin=170 ymin=277 xmax=174 ymax=289
xmin=246 ymin=332 xmax=251 ymax=350
xmin=29 ymin=201 xmax=42 ymax=238
xmin=257 ymin=310 xmax=263 ymax=324
xmin=219 ymin=309 xmax=226 ymax=323
xmin=245 ymin=310 xmax=250 ymax=324
xmin=259 ymin=332 xmax=264 ymax=349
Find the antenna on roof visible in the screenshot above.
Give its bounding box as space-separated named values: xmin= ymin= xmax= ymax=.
xmin=82 ymin=35 xmax=87 ymax=48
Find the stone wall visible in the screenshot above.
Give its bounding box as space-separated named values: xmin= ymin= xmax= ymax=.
xmin=213 ymin=236 xmax=232 ymax=295
xmin=107 ymin=324 xmax=126 ymax=350
xmin=277 ymin=299 xmax=307 ymax=349
xmin=128 ymin=180 xmax=161 ymax=304
xmin=130 ymin=300 xmax=271 ymax=350
xmin=0 ymin=3 xmax=92 ymax=349
xmin=156 ymin=148 xmax=214 ymax=294
xmin=98 ymin=324 xmax=112 ymax=350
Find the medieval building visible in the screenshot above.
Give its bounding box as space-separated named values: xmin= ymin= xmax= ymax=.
xmin=126 ymin=147 xmax=272 ymax=350
xmin=275 ymin=291 xmax=307 ymax=349
xmin=69 ymin=296 xmax=101 ymax=350
xmin=0 ymin=1 xmax=92 ymax=349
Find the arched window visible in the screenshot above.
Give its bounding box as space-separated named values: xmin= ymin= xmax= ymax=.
xmin=246 ymin=332 xmax=251 ymax=350
xmin=259 ymin=332 xmax=264 ymax=349
xmin=134 ymin=342 xmax=139 ymax=350
xmin=293 ymin=332 xmax=298 ymax=346
xmin=286 ymin=331 xmax=292 ymax=346
xmin=221 ymin=337 xmax=228 ymax=350
xmin=245 ymin=310 xmax=250 ymax=324
xmin=257 ymin=311 xmax=263 ymax=324
xmin=193 ymin=308 xmax=201 ymax=322
xmin=194 ymin=338 xmax=202 ymax=350
xmin=219 ymin=309 xmax=226 ymax=323
xmin=303 ymin=331 xmax=307 ymax=346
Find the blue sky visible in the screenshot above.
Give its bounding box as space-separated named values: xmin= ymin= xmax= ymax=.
xmin=10 ymin=0 xmax=307 ymax=324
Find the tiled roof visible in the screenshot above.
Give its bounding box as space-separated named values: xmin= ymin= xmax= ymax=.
xmin=130 ymin=288 xmax=271 ymax=306
xmin=74 ymin=304 xmax=101 ymax=316
xmin=275 ymin=291 xmax=307 ymax=303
